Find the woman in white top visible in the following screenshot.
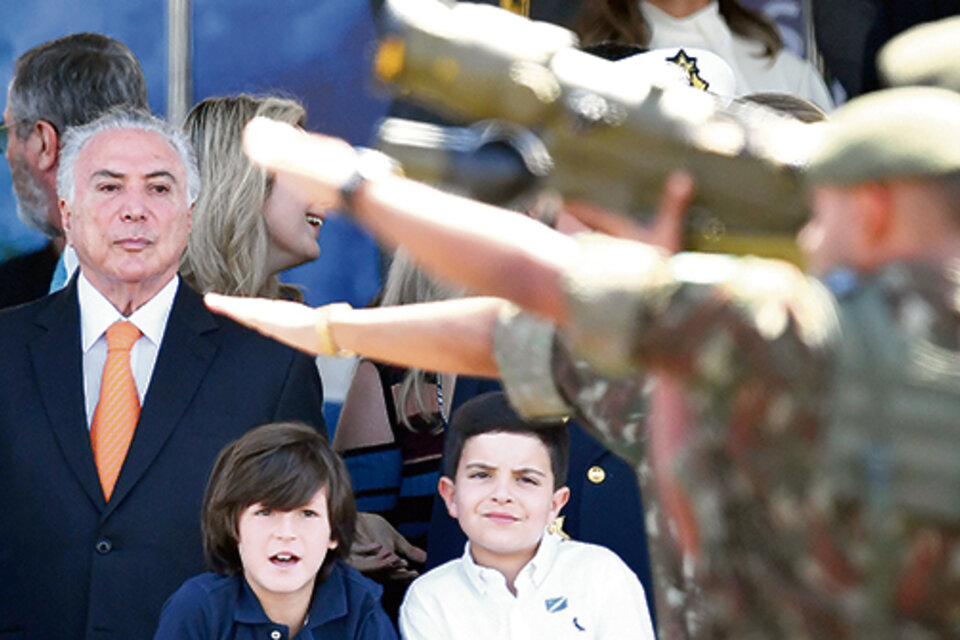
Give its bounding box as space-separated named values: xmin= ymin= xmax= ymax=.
xmin=576 ymin=0 xmax=834 ymax=110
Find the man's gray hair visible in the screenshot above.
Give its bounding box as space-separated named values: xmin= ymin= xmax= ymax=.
xmin=9 ymin=33 xmax=148 ymax=140
xmin=57 ymin=108 xmax=202 ymax=206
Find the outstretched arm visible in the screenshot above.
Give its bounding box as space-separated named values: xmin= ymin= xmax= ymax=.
xmin=243 ymin=118 xmax=577 ymax=324
xmin=205 ymin=294 xmax=504 ymax=378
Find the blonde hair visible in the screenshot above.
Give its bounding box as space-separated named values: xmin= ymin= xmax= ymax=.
xmin=381 ymin=250 xmax=462 ymax=431
xmin=180 ymin=94 xmax=307 ymax=299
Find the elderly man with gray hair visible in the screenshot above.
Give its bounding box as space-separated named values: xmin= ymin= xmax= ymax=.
xmin=0 ymin=107 xmax=325 ymax=639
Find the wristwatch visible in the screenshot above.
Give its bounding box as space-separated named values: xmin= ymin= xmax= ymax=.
xmin=338 ymin=147 xmax=402 ymax=214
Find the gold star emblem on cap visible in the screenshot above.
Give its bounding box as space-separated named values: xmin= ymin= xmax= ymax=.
xmin=666 ymin=49 xmax=710 ymax=91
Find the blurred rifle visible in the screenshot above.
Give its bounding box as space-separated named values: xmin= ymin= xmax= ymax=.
xmin=370 ymin=0 xmax=819 ymax=261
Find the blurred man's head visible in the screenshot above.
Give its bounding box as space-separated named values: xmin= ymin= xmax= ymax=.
xmin=800 ymin=87 xmax=960 ymax=276
xmin=878 ymin=16 xmax=960 ymax=93
xmin=4 ymin=33 xmax=148 ymax=238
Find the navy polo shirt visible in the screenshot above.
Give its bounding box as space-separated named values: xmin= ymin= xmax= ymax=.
xmin=154 ymin=561 xmax=397 ymax=639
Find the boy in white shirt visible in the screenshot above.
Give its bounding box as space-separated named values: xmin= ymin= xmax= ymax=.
xmin=399 ymin=392 xmax=655 ymax=640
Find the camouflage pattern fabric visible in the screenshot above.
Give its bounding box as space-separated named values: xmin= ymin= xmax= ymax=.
xmin=495 ymin=234 xmax=960 ymax=639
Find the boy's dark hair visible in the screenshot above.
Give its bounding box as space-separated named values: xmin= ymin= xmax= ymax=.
xmin=202 ymin=422 xmax=356 ymax=581
xmin=442 ymin=392 xmax=569 ymax=489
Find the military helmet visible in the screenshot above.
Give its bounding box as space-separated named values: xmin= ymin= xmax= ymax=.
xmin=878 ymin=16 xmax=960 ymax=92
xmin=806 ymin=86 xmax=960 ymax=185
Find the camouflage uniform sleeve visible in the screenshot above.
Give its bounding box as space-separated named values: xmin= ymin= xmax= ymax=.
xmin=492 ymin=301 xmax=574 ymax=420
xmin=561 ymin=233 xmax=840 ymax=387
xmin=493 ymin=299 xmax=650 ymax=460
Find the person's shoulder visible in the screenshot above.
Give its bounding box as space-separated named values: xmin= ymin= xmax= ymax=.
xmin=0 ymin=281 xmax=72 ymax=332
xmin=333 ymin=560 xmax=385 ymax=603
xmin=553 ymin=538 xmax=637 ymax=577
xmin=404 ymin=556 xmax=469 ymax=603
xmin=325 ymin=562 xmax=398 ymax=639
xmin=768 ymin=47 xmax=835 ymax=109
xmin=166 ymin=572 xmax=239 ymax=606
xmin=156 ymin=572 xmax=239 ymax=637
xmin=177 ymin=283 xmax=313 ymax=362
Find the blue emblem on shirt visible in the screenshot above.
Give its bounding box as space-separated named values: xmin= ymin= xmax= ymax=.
xmin=545 ymin=597 xmax=568 ymax=613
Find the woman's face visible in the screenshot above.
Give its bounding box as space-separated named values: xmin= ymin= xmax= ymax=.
xmin=644 ymin=0 xmax=712 ymax=17
xmin=262 ymin=170 xmax=328 ymax=275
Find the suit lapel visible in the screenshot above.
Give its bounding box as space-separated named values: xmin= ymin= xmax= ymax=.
xmin=104 ymin=283 xmax=219 ymax=517
xmin=30 ymin=279 xmax=106 ymax=509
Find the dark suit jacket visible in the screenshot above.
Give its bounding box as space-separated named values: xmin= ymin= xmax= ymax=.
xmin=0 ymin=278 xmax=325 ymax=640
xmin=0 ymin=241 xmax=59 ymax=311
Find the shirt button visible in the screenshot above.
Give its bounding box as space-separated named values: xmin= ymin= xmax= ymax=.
xmin=270 ymin=630 xmax=282 ymax=640
xmin=95 ymin=538 xmax=112 ymax=554
xmin=587 ymin=465 xmax=606 ymax=484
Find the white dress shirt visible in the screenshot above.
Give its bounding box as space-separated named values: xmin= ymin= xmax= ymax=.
xmin=78 ymin=273 xmax=179 ymax=428
xmin=643 ymin=0 xmax=834 ymax=110
xmin=400 ymin=531 xmax=655 ymax=640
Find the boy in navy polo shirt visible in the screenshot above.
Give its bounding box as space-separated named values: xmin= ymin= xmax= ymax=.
xmin=155 ymin=422 xmax=396 ymax=639
xmin=399 ymin=392 xmax=654 ymax=639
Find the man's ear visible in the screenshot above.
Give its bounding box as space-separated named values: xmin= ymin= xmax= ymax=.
xmin=32 ymin=120 xmax=59 ymax=172
xmin=437 ymin=476 xmax=458 ymax=519
xmin=856 ymin=183 xmax=894 ymax=247
xmin=59 ymin=198 xmax=72 ymax=237
xmin=549 ymin=486 xmax=571 ymax=522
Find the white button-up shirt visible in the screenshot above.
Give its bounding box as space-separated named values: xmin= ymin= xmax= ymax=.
xmin=78 ymin=273 xmax=178 ymax=428
xmin=400 ymin=531 xmax=655 ymax=639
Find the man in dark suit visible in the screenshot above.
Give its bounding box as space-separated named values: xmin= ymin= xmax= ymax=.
xmin=0 ymin=108 xmax=325 ymax=639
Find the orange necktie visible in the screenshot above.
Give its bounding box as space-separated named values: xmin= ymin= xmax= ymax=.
xmin=91 ymin=321 xmax=142 ymax=501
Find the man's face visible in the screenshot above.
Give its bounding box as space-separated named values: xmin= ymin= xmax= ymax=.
xmin=61 ymin=128 xmax=192 ymax=294
xmin=3 ymin=98 xmax=55 ymax=236
xmin=799 ymin=185 xmax=859 ymax=276
xmin=439 ymin=431 xmax=569 ymax=572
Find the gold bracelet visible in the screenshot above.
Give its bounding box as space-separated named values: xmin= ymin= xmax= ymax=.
xmin=315 ymin=303 xmax=355 ymax=357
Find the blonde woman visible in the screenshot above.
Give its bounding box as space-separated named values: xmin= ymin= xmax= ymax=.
xmin=181 ymin=94 xmax=328 ymax=299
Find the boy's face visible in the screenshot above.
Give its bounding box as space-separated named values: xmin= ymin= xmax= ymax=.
xmin=439 ymin=431 xmax=569 ymax=571
xmin=237 ymin=487 xmax=338 ymax=609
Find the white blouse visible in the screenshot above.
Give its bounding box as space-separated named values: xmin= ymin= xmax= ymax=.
xmin=643 ymin=0 xmax=834 ymax=110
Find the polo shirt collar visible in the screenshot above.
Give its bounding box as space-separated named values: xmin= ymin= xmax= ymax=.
xmin=234 ymin=563 xmax=350 ymax=632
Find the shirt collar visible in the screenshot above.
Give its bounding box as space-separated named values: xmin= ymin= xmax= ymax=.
xmin=461 ymin=528 xmax=561 ymax=595
xmin=78 ymin=272 xmax=179 ymax=352
xmin=234 ymin=563 xmax=349 ymax=632
xmin=235 ymin=576 xmax=273 ymax=625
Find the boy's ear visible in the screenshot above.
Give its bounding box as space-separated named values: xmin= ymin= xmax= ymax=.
xmin=328 ymin=538 xmax=338 ymax=550
xmin=549 ymin=486 xmax=571 ymax=521
xmin=438 ymin=476 xmax=458 ymax=519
